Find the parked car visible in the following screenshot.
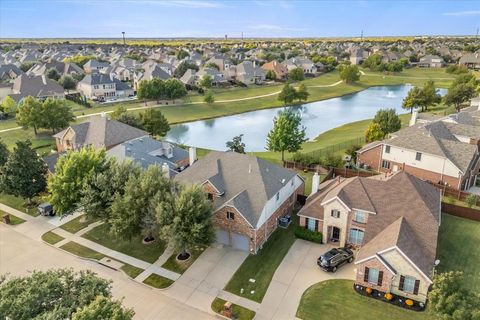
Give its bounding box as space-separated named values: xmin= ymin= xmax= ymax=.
xmin=317 ymin=247 xmax=354 ymax=272
xmin=38 ymin=202 xmax=55 ymax=216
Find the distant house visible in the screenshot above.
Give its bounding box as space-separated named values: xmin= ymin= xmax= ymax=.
xmin=298 ymin=171 xmax=440 ymax=304
xmin=350 ymin=48 xmax=366 ymax=65
xmin=27 ymin=61 xmax=84 ymax=78
xmin=175 ymin=151 xmax=305 ymax=252
xmin=83 ymin=59 xmax=110 ymax=74
xmin=133 ymin=63 xmax=171 ymax=90
xmin=235 ymin=61 xmax=265 ymax=85
xmin=0 ymin=64 xmax=24 ymax=82
xmin=283 ymin=57 xmax=317 ymax=74
xmin=7 ymin=74 xmax=64 ymax=102
xmin=459 ymin=53 xmax=480 ymax=70
xmin=77 ymin=73 xmax=134 ymax=100
xmin=261 ymin=60 xmax=288 ymax=80
xmin=418 ymin=55 xmax=445 ymax=68
xmin=205 ymin=55 xmax=232 ymax=71
xmin=53 ymin=114 xmax=148 ymax=152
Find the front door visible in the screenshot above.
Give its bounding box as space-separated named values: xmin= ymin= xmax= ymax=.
xmin=331 ymin=227 xmax=340 ymax=242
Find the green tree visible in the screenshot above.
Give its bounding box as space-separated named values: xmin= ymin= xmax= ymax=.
xmin=204 ymin=90 xmax=215 ymax=104
xmin=365 ymin=122 xmax=384 ymax=142
xmin=402 ymin=86 xmax=424 ymax=113
xmin=0 ymin=140 xmax=47 ymax=204
xmin=421 ymin=80 xmax=442 ymax=111
xmin=164 ymin=78 xmax=187 ymax=103
xmin=445 ymin=83 xmax=477 ymax=112
xmin=204 ymin=62 xmax=220 ymax=70
xmin=176 ymin=50 xmax=189 ymax=60
xmin=266 ymin=108 xmax=307 ymax=161
xmin=48 ymin=147 xmax=109 ymax=215
xmin=466 ymin=194 xmax=477 ymax=208
xmin=373 ymin=108 xmax=401 ymax=136
xmin=16 ymin=96 xmax=43 ymax=135
xmin=137 ymin=80 xmax=153 ymax=106
xmin=1 ymin=95 xmax=18 ymax=114
xmin=0 ymin=139 xmax=8 ymax=167
xmin=41 ymin=98 xmax=75 ymax=133
xmin=110 ymin=106 xmax=143 ymax=128
xmin=19 ymin=62 xmax=34 ymax=72
xmin=59 ymin=74 xmax=76 ymax=92
xmin=140 ymin=108 xmax=170 ymax=137
xmin=0 ymin=269 xmax=114 ymax=320
xmin=265 ymin=69 xmax=276 ymax=81
xmin=46 ymin=67 xmax=60 ymax=81
xmin=150 ymin=78 xmax=166 ymax=103
xmin=339 ymin=64 xmax=360 ymax=84
xmin=226 ymin=134 xmax=246 ymax=153
xmin=288 ymin=67 xmax=305 ymax=81
xmin=295 ymin=83 xmax=309 ymax=102
xmin=156 ymin=185 xmax=215 ymax=259
xmin=174 ymin=61 xmax=199 ymax=78
xmin=362 ymin=54 xmax=383 ymax=71
xmin=278 ymin=84 xmax=297 ymax=105
xmin=199 ymin=74 xmax=213 ymax=89
xmin=64 ymin=55 xmax=95 ymax=67
xmin=72 ymin=296 xmax=134 ymax=320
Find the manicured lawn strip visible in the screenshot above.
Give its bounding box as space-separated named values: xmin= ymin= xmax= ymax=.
xmin=296 ymin=279 xmax=431 ymax=320
xmin=60 ymin=215 xmax=98 ymax=234
xmin=437 ymin=213 xmax=480 ymax=292
xmin=60 ymin=241 xmax=106 ymax=260
xmin=224 ymin=222 xmax=296 ymax=303
xmin=0 ymin=193 xmax=36 ymax=215
xmin=82 ymin=223 xmax=166 ymax=263
xmin=120 ymin=264 xmax=144 ymax=279
xmin=41 ymin=231 xmax=65 ymax=245
xmin=142 ymin=273 xmax=174 ymax=289
xmin=211 ymin=297 xmax=256 ymax=320
xmin=0 ymin=210 xmax=25 ymax=225
xmin=161 ymin=247 xmax=205 ymax=274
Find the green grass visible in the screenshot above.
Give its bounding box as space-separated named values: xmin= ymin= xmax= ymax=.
xmin=142 ymin=273 xmax=174 ymax=289
xmin=296 ymin=280 xmax=431 ymax=320
xmin=161 ymin=247 xmax=205 ymax=274
xmin=0 ymin=210 xmax=25 ymax=225
xmin=82 ymin=223 xmax=166 ymax=263
xmin=224 ymin=221 xmax=297 ymax=302
xmin=59 ymin=215 xmax=98 ymax=234
xmin=60 ymin=241 xmax=106 ymax=260
xmin=211 ymin=298 xmax=256 ymax=320
xmin=0 ymin=193 xmax=39 ymax=215
xmin=41 ymin=231 xmax=65 ymax=245
xmin=437 ymin=213 xmax=480 ymax=292
xmin=120 ymin=264 xmax=144 ymax=279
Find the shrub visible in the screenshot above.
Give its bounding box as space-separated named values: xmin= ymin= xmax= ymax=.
xmin=405 ymin=299 xmax=414 ymax=306
xmin=465 ymin=194 xmax=476 ymax=208
xmin=294 ymin=226 xmax=323 ymax=243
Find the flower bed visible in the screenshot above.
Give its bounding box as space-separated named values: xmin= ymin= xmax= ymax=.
xmin=353 ymin=283 xmax=426 ymax=312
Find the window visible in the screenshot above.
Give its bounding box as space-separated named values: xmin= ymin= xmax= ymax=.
xmin=415 ymin=152 xmax=422 ymax=161
xmin=207 ymin=193 xmax=214 ymax=201
xmin=226 ymin=211 xmax=235 ymax=220
xmin=368 ymin=268 xmax=379 ymax=284
xmin=307 ymin=218 xmax=316 ymax=231
xmin=349 ymin=228 xmax=364 ymax=245
xmin=354 ymin=211 xmax=366 ymax=223
xmin=331 ymin=209 xmax=340 ymax=218
xmin=291 ymin=179 xmax=294 ymax=186
xmin=276 ymin=192 xmax=280 ymax=201
xmin=403 ymin=276 xmax=416 ymax=293
xmin=382 ymin=160 xmax=390 ymax=169
xmin=385 ymin=145 xmax=391 ymax=154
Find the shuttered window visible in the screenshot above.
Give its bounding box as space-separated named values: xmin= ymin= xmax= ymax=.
xmin=367 ymin=268 xmax=379 ymax=284
xmin=307 ymin=218 xmax=316 ymax=231
xmin=348 ymin=228 xmax=364 ymax=245
xmin=402 ymin=276 xmax=416 ymax=293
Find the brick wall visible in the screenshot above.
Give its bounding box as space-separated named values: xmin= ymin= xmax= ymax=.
xmin=357 ymin=145 xmax=382 ymax=170
xmin=299 ymin=216 xmax=323 ymax=232
xmin=355 ymin=258 xmax=392 ymax=293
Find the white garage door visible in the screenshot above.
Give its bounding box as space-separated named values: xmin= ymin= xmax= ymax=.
xmin=216 ymin=229 xmax=230 ymax=246
xmin=232 ymin=233 xmax=250 ymax=251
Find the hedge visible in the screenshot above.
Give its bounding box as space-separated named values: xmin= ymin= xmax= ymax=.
xmin=294 ymin=226 xmax=323 ymax=243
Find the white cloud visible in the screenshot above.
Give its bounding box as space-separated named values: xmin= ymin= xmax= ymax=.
xmin=443 ymin=10 xmax=480 ymax=16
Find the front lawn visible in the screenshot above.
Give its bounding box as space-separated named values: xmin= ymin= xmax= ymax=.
xmin=297 ymin=280 xmax=431 ymax=320
xmin=0 ymin=193 xmax=38 ymax=216
xmin=437 ymin=213 xmax=480 ymax=292
xmin=142 ymin=273 xmax=174 ymax=289
xmin=0 ymin=210 xmax=25 ymax=225
xmin=120 ymin=264 xmax=144 ymax=279
xmin=59 ymin=215 xmax=98 ymax=234
xmin=211 ymin=298 xmax=256 ymax=320
xmin=60 ymin=241 xmax=106 ymax=260
xmin=161 ymin=246 xmax=205 ymax=274
xmin=82 ymin=223 xmax=166 ymax=263
xmin=224 ymin=221 xmax=296 ymax=302
xmin=41 ymin=231 xmax=65 ymax=245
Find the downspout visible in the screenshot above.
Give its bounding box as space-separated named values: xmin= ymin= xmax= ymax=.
xmin=254 ymin=228 xmax=257 ymax=254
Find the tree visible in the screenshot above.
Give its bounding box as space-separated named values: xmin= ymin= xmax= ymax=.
xmin=46 ymin=67 xmax=60 ymax=81
xmin=48 ymin=147 xmax=109 ymax=216
xmin=174 ymin=61 xmax=199 ymax=78
xmin=164 ymin=78 xmax=187 ymax=103
xmin=226 ymin=134 xmax=246 ymax=153
xmin=111 ymin=106 xmax=143 ymax=128
xmin=0 ymin=269 xmax=116 ymax=320
xmin=288 ymin=67 xmax=305 ymax=81
xmin=466 ymin=194 xmax=477 ymax=208
xmin=295 ymin=83 xmax=309 ymax=102
xmin=199 ymin=74 xmax=213 ymax=89
xmin=421 ymin=80 xmax=442 ymax=111
xmin=0 ymin=139 xmax=8 ymax=167
xmin=365 ymin=122 xmax=384 ymax=142
xmin=266 ymin=108 xmax=307 ymax=161
xmin=64 ymin=55 xmax=95 ymax=67
xmin=19 ymin=62 xmax=35 ymax=72
xmin=402 ymin=86 xmax=424 ymax=113
xmin=59 ymin=74 xmax=76 ymax=92
xmin=176 ymin=50 xmax=189 ymax=60
xmin=204 ymin=90 xmax=215 ymax=104
xmin=339 ymin=64 xmax=360 ymax=84
xmin=0 ymin=140 xmax=47 ymax=204
xmin=0 ymin=95 xmax=18 ymax=114
xmin=445 ymin=82 xmax=477 ymax=112
xmin=72 ymin=296 xmax=134 ymax=320
xmin=204 ymin=62 xmax=219 ymax=70
xmin=278 ymin=84 xmax=297 ymax=105
xmin=373 ymin=108 xmax=401 ymax=136
xmin=156 ymin=185 xmax=215 ymax=259
xmin=16 ymin=96 xmax=43 ymax=135
xmin=41 ymin=98 xmax=75 ymax=133
xmin=265 ymin=70 xmax=276 ymax=81
xmin=140 ymin=108 xmax=170 ymax=137
xmin=137 ymin=80 xmax=153 ymax=106
xmin=150 ymin=78 xmax=166 ymax=103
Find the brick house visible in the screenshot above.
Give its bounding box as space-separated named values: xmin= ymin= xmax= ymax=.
xmin=174 ymin=151 xmax=305 ymax=253
xmin=297 ymin=172 xmax=440 ymax=303
xmin=261 ymin=60 xmax=289 ymax=80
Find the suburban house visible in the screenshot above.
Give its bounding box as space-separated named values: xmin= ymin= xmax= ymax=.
xmin=77 ymin=73 xmax=134 ymax=100
xmin=459 ymin=53 xmax=480 ymax=70
xmin=235 ymin=61 xmax=266 ymax=85
xmin=418 ymin=55 xmax=445 ymax=68
xmin=133 ymin=63 xmax=171 ymax=90
xmin=261 ymin=60 xmax=288 ymax=80
xmin=174 ymin=151 xmax=305 ymax=253
xmin=297 ymin=171 xmax=440 ymax=304
xmin=357 ymin=118 xmax=480 ymax=190
xmin=7 ymin=74 xmax=65 ymax=102
xmin=283 ymin=57 xmax=318 ymax=74
xmin=53 ymin=114 xmax=148 ymax=152
xmin=0 ymin=64 xmax=24 ymax=82
xmin=107 ymin=136 xmax=190 ymax=176
xmin=83 ymin=59 xmax=110 ymax=73
xmin=27 ymin=61 xmax=84 ymax=77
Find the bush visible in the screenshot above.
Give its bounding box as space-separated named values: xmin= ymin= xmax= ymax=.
xmin=465 ymin=194 xmax=476 ymax=208
xmin=294 ymin=226 xmax=322 ymax=243
xmin=446 ymin=65 xmax=469 ymax=75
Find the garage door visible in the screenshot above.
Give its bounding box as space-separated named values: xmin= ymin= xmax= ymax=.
xmin=232 ymin=233 xmax=250 ymax=251
xmin=216 ymin=229 xmax=230 ymax=246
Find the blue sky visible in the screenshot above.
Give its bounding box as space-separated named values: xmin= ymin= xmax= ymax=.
xmin=1 ymin=0 xmax=479 ymax=38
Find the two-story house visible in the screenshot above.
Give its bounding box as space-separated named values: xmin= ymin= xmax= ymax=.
xmin=175 ymin=151 xmax=305 ymax=253
xmin=298 ymin=171 xmax=440 ymax=304
xmin=77 ymin=73 xmax=134 ymax=100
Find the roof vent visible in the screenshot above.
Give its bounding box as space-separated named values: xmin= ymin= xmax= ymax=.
xmin=281 ymin=179 xmax=285 ymax=184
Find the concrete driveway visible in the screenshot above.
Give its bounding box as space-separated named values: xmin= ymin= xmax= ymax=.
xmin=256 ymin=239 xmax=356 ymax=320
xmin=0 ymin=224 xmax=216 ymax=320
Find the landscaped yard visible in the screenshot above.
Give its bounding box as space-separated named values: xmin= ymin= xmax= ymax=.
xmin=59 ymin=215 xmax=98 ymax=234
xmin=161 ymin=246 xmax=205 ymax=274
xmin=82 ymin=223 xmax=166 ymax=263
xmin=211 ymin=298 xmax=256 ymax=320
xmin=41 ymin=231 xmax=65 ymax=245
xmin=0 ymin=193 xmax=39 ymax=216
xmin=296 ymin=280 xmax=432 ymax=320
xmin=142 ymin=273 xmax=174 ymax=289
xmin=120 ymin=264 xmax=144 ymax=279
xmin=224 ymin=221 xmax=296 ymax=302
xmin=60 ymin=241 xmax=106 ymax=260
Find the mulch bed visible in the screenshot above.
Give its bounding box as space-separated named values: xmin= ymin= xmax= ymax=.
xmin=353 ymin=283 xmax=426 ymax=312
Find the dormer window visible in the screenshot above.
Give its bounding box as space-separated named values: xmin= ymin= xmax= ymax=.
xmin=227 ymin=211 xmax=235 ymax=220
xmin=415 ymin=152 xmax=422 ymax=161
xmin=385 ymin=145 xmax=390 ymax=154
xmin=331 ymin=209 xmax=340 ymax=218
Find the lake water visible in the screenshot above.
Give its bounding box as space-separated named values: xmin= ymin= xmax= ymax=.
xmin=166 ymin=85 xmax=447 ymax=152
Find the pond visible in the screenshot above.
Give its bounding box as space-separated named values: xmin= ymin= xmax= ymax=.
xmin=165 ymin=85 xmax=447 ymax=152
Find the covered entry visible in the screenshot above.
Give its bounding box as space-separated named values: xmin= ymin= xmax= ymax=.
xmin=216 ymin=229 xmax=250 ymax=252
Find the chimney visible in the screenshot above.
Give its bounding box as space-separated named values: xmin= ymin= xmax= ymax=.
xmin=188 ymin=147 xmax=196 ymax=166
xmin=248 ymin=164 xmax=252 ymax=173
xmin=311 ymin=172 xmax=320 ymax=194
xmin=161 ymin=162 xmax=170 ymax=179
xmin=409 ymin=109 xmax=418 ymax=127
xmin=41 ymin=74 xmax=47 ymax=85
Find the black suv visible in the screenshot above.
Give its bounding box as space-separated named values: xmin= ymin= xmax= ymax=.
xmin=317 ymin=247 xmax=354 ymax=272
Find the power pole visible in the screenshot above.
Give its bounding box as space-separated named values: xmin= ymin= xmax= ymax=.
xmin=122 ymin=31 xmax=126 ymax=46
xmin=361 ymin=30 xmax=363 ymax=41
xmin=476 ymin=27 xmax=479 ymax=39
xmin=241 ymin=31 xmax=243 ymax=41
